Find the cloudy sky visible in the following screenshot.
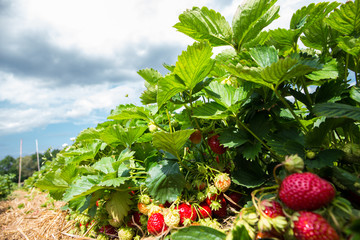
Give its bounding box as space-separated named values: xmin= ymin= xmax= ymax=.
xmin=0 ymin=0 xmax=346 ymax=160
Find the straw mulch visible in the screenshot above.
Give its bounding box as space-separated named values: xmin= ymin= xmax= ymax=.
xmin=0 ymin=188 xmax=84 ymax=240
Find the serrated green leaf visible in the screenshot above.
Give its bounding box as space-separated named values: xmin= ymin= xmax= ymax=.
xmin=35 ymin=171 xmax=69 ymax=200
xmin=60 ymin=164 xmax=79 ymax=185
xmin=250 ymin=46 xmax=278 ymax=68
xmin=306 ymin=58 xmax=338 ymax=81
xmin=223 ymin=64 xmax=271 ymax=88
xmin=305 ymin=149 xmax=344 ymax=169
xmin=62 ymin=175 xmax=102 ymax=202
xmin=330 ymin=167 xmax=360 ymax=192
xmin=261 ymin=56 xmax=322 ymax=86
xmin=153 ymin=129 xmax=195 ymax=156
xmin=204 ymin=81 xmax=250 ymax=108
xmin=105 ymin=191 xmax=132 ymax=222
xmin=232 ymin=156 xmax=267 ymax=188
xmin=291 ymin=2 xmax=340 ymax=31
xmin=100 ymin=125 xmax=147 ymax=147
xmin=92 ymin=157 xmax=115 ymax=174
xmin=313 ymin=102 xmax=360 ymax=121
xmin=137 ymin=68 xmax=163 ymax=85
xmin=241 ymin=141 xmax=262 ymax=160
xmin=218 ymin=128 xmax=248 ymax=148
xmin=232 ymin=0 xmax=279 ymax=49
xmin=99 ymin=176 xmax=128 ymax=187
xmin=63 ymin=141 xmax=103 ymax=164
xmin=157 ymin=74 xmax=186 ymax=109
xmin=173 ymin=6 xmax=233 ymax=47
xmin=171 ymin=226 xmax=226 ymax=240
xmin=76 ymin=128 xmax=101 ymax=142
xmin=266 ymin=28 xmax=300 ymax=54
xmin=146 ymin=160 xmax=185 ymax=203
xmin=337 ymin=36 xmax=360 ymax=58
xmin=108 ymin=105 xmax=151 ymax=121
xmin=326 ymin=0 xmax=360 ymax=36
xmin=174 ymin=42 xmax=214 ymax=91
xmin=192 ymin=102 xmax=228 ymax=119
xmin=350 ymin=87 xmax=360 ymax=103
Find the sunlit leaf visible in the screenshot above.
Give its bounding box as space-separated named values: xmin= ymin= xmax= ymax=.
xmin=174 ymin=41 xmax=214 ymax=91
xmin=232 ymin=0 xmax=279 ymax=49
xmin=174 ymin=6 xmax=233 ymax=46
xmin=153 ymin=129 xmax=195 ymax=157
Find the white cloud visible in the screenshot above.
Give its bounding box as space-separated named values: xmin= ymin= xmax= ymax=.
xmin=0 ymin=71 xmax=144 ymax=135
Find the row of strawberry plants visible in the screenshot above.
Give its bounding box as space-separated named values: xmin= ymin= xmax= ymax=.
xmin=32 ymin=0 xmax=360 ymax=239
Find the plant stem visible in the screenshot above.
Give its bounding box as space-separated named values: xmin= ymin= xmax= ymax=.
xmin=233 ymin=113 xmax=279 ymax=160
xmin=274 ymin=87 xmax=308 ymax=133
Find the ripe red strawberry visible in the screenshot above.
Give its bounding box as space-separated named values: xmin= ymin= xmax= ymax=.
xmin=207 ymin=134 xmax=227 ymax=154
xmin=227 ymin=192 xmax=242 ymax=210
xmin=147 ymin=212 xmax=168 ymax=235
xmin=213 ymin=197 xmax=227 ymax=218
xmin=99 ymin=225 xmax=117 ymax=235
xmin=261 ymin=200 xmax=285 ymax=218
xmin=199 ymin=202 xmax=212 ymax=219
xmin=214 ymin=173 xmax=231 ymax=192
xmin=293 ymin=211 xmax=339 ymax=240
xmin=279 ymin=172 xmax=336 ymax=211
xmin=206 ymin=193 xmax=223 ymax=207
xmin=190 ymin=130 xmax=202 ymax=144
xmin=176 ymin=203 xmax=197 ymax=225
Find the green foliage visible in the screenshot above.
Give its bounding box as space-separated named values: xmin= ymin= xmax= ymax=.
xmin=171 ymin=226 xmax=226 ymax=240
xmin=24 ymin=1 xmax=360 ymax=239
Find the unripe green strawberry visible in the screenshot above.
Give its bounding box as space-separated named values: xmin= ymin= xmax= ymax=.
xmin=214 ymin=173 xmax=231 ymax=192
xmin=147 ymin=212 xmax=168 ymax=235
xmin=279 ymin=172 xmax=336 ymax=211
xmin=207 ymin=134 xmax=227 ymax=154
xmin=164 ymin=209 xmax=181 ymax=227
xmin=293 ymin=211 xmax=339 ymax=240
xmin=96 ymin=233 xmax=109 ymax=240
xmin=139 ymin=194 xmax=151 ymax=205
xmin=118 ymin=227 xmax=134 ymax=240
xmin=108 ymin=218 xmax=121 ymax=228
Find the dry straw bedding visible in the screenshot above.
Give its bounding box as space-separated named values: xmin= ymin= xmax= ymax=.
xmin=0 ymin=189 xmax=89 ymax=240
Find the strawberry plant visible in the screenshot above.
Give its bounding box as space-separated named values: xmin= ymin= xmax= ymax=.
xmin=28 ymin=0 xmax=360 ymax=239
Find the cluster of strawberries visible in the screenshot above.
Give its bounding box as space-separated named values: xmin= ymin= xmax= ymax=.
xmin=234 ymin=155 xmax=344 ymax=240
xmin=131 ymin=172 xmax=239 ymax=239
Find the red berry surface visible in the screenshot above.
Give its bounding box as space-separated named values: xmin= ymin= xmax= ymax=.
xmin=190 ymin=130 xmax=202 ymax=144
xmin=293 ymin=211 xmax=339 ymax=240
xmin=199 ymin=202 xmax=212 ymax=219
xmin=99 ymin=225 xmax=117 ymax=235
xmin=206 ymin=193 xmax=223 ymax=206
xmin=147 ymin=213 xmax=168 ymax=235
xmin=279 ymin=172 xmax=336 ymax=211
xmin=176 ymin=203 xmax=197 ymax=225
xmin=261 ymin=200 xmax=285 ymax=218
xmin=227 ymin=192 xmax=242 ymax=210
xmin=207 ymin=134 xmax=227 ymax=154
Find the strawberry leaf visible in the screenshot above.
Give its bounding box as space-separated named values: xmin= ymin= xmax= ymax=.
xmin=174 ymin=6 xmax=233 ymax=47
xmin=152 ymin=129 xmax=195 ymax=157
xmin=174 ymin=41 xmax=214 ymax=91
xmin=105 ymin=191 xmax=132 ymax=222
xmin=171 ymin=226 xmax=226 ymax=240
xmin=313 ymin=102 xmax=360 ymax=121
xmin=232 ymin=0 xmax=279 ymax=50
xmin=146 ymin=160 xmax=185 ymax=204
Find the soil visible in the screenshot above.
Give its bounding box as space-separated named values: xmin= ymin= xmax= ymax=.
xmin=0 ymin=189 xmax=80 ymax=240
